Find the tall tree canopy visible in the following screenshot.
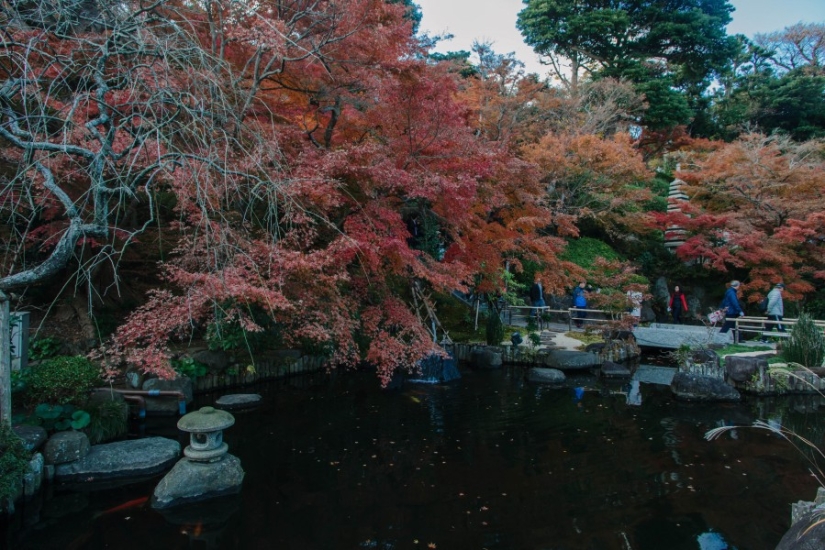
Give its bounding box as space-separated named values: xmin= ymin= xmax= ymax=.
xmin=517 ymin=0 xmax=739 ymax=129
xmin=706 ymin=23 xmax=825 ymax=141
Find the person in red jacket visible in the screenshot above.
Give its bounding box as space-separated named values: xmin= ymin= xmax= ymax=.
xmin=668 ymin=285 xmax=689 ymax=324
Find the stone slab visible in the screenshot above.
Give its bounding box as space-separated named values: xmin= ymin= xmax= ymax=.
xmin=542 ymin=350 xmax=601 ymax=371
xmin=633 ymin=365 xmax=677 ymax=386
xmin=54 ymin=437 xmax=181 ymax=484
xmin=215 ymin=394 xmax=263 ymax=410
xmin=633 ymin=324 xmax=733 ymax=349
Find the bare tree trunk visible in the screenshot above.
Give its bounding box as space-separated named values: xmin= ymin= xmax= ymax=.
xmin=570 ymin=54 xmax=580 ymax=95
xmin=0 ymin=292 xmax=11 ymax=428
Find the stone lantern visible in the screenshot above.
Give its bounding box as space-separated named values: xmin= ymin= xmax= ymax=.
xmin=152 ymin=406 xmax=244 ymax=509
xmin=179 ymin=406 xmax=233 ymax=462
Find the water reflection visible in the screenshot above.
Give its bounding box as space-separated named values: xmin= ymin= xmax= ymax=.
xmin=8 ymin=368 xmax=825 ymax=550
xmin=697 ymin=530 xmax=732 ymax=550
xmin=627 ymin=380 xmax=642 ymax=406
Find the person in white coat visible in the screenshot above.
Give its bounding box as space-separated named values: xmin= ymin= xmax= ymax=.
xmin=762 ymin=283 xmax=785 ymax=341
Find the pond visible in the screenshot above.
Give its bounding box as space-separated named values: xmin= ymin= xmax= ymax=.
xmin=6 ymin=366 xmax=825 ymax=550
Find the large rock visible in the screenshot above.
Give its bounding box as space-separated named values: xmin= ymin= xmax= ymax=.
xmin=527 ymin=368 xmax=565 ymax=384
xmin=543 ymin=350 xmax=600 ymax=371
xmin=470 ymin=348 xmax=503 ymax=370
xmin=23 ymin=453 xmax=44 ymax=497
xmin=142 ymin=377 xmax=194 ymax=415
xmin=43 ymin=431 xmax=90 ymax=465
xmin=54 ymin=437 xmax=180 ymax=483
xmin=776 ymin=507 xmax=825 ymax=550
xmin=152 ymin=455 xmax=244 ymax=509
xmin=410 ymin=353 xmax=461 ymax=383
xmin=726 ymin=355 xmax=769 ymax=383
xmin=13 ymin=425 xmax=48 ymax=453
xmin=670 ymin=372 xmax=741 ymax=402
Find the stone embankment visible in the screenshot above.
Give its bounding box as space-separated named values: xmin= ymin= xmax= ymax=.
xmin=678 ymin=348 xmax=825 ymax=398
xmin=445 ymin=329 xmax=641 ymax=386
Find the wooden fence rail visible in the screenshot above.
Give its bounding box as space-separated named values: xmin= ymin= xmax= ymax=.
xmin=733 ymin=315 xmax=825 ymax=343
xmin=504 ymin=305 xmax=626 ymax=331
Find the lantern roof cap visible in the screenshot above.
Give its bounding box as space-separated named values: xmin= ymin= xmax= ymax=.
xmin=177 ymin=406 xmax=235 ymax=433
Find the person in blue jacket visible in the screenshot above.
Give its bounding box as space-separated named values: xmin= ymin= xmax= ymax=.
xmin=719 ymin=280 xmax=744 ymax=334
xmin=572 ymin=281 xmax=588 ymax=328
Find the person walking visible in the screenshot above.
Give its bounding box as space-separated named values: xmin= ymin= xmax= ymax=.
xmin=572 ymin=281 xmax=588 ymax=328
xmin=529 ymin=276 xmax=546 ymax=320
xmin=719 ymin=280 xmax=744 ymax=334
xmin=668 ymin=285 xmax=689 ymax=324
xmin=761 ymin=283 xmax=786 ymax=341
xmin=627 ymin=289 xmax=642 ymax=327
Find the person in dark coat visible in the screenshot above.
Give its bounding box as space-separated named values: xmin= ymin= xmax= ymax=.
xmin=529 ymin=276 xmax=546 ymax=318
xmin=668 ymin=285 xmax=689 ymax=324
xmin=720 ymin=280 xmax=744 ymax=334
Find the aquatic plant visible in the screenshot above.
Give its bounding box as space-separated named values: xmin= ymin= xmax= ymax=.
xmin=706 ymin=419 xmax=825 ymax=488
xmin=28 ymin=337 xmax=63 ymax=361
xmin=85 ymin=399 xmax=129 ymax=444
xmin=784 ymin=312 xmax=825 ymax=368
xmin=30 ymin=404 xmax=91 ymax=432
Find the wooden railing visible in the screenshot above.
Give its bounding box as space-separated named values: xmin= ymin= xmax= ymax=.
xmin=732 ymin=315 xmax=825 ymax=343
xmin=504 ymin=305 xmax=625 ymax=331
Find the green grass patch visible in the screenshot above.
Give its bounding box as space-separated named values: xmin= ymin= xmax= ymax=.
xmin=715 ymin=344 xmax=773 ymax=365
xmin=560 ymin=237 xmax=622 ymax=268
xmin=564 ymin=331 xmax=603 ymax=347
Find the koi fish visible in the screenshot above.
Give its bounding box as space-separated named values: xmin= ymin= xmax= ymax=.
xmin=93 ymin=496 xmax=149 ymax=518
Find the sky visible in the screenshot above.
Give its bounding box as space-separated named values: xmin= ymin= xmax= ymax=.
xmin=416 ymin=0 xmax=825 ymax=76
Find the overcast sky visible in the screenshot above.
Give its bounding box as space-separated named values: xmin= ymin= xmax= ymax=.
xmin=416 ymin=0 xmax=825 ymax=76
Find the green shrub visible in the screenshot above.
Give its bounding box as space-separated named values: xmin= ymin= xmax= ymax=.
xmin=85 ymin=399 xmax=129 ymax=444
xmin=10 ymin=369 xmax=29 ymax=394
xmin=784 ymin=312 xmax=825 ymax=368
xmin=172 ymin=357 xmax=208 ymax=379
xmin=25 ymin=356 xmax=102 ymax=405
xmin=485 ymin=312 xmax=504 ymax=345
xmin=28 ymin=337 xmax=63 ymax=361
xmin=0 ymin=425 xmax=30 ymax=503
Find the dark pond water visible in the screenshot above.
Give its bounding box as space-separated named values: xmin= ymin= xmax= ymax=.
xmin=6 ymin=366 xmax=825 ymax=550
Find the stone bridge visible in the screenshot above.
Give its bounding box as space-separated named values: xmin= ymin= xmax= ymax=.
xmin=632 ymin=323 xmax=733 ymax=349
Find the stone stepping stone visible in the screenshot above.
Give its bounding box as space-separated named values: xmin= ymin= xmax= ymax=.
xmin=542 ymin=350 xmax=600 ymax=371
xmin=601 ymin=361 xmax=632 ymax=378
xmin=215 ymin=394 xmax=263 ymax=410
xmin=527 ymin=368 xmax=565 ymax=384
xmin=54 ymin=437 xmax=180 ymax=484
